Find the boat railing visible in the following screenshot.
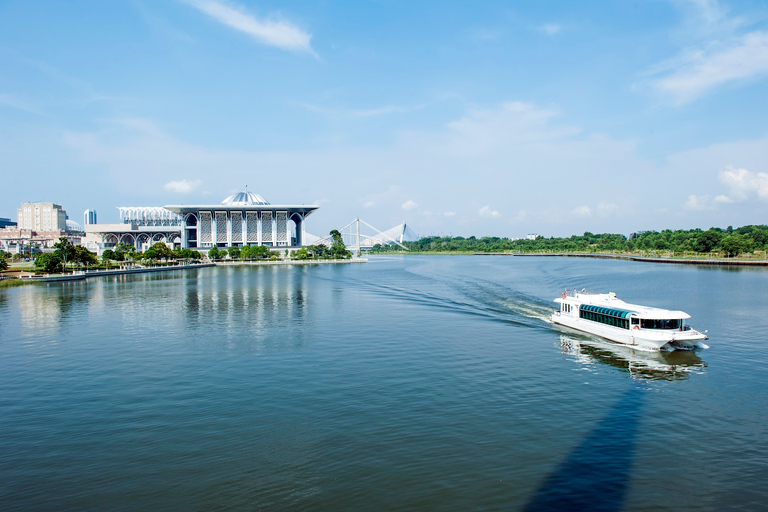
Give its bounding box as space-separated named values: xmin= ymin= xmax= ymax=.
xmin=561 ymin=289 xmax=603 ymax=298
xmin=633 ymin=324 xmax=700 ymax=333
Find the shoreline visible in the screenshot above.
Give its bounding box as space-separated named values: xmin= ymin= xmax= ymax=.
xmin=2 ymin=263 xmax=216 ymax=283
xmin=478 ymin=252 xmax=768 ymax=266
xmin=1 ymin=258 xmax=369 ymax=286
xmin=215 ymin=258 xmax=367 ymax=266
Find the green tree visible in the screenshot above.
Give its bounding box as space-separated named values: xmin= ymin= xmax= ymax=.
xmin=74 ymin=246 xmax=98 ymax=267
xmin=329 ymin=229 xmax=351 ymax=259
xmin=102 ymin=249 xmax=116 ymax=262
xmin=149 ymin=242 xmax=172 ymax=261
xmin=719 ymin=234 xmax=751 ymax=257
xmin=208 ymin=246 xmax=220 ymax=260
xmin=116 ymin=242 xmax=135 ymax=254
xmin=0 ymin=253 xmax=8 ymax=271
xmin=307 ymin=244 xmax=327 ymax=259
xmin=249 ymin=245 xmax=272 ymax=259
xmin=35 ymin=253 xmax=63 ymax=273
xmin=228 ymin=246 xmax=241 ymax=259
xmin=694 ymin=229 xmax=722 ymax=253
xmin=294 ymin=247 xmax=309 ymax=260
xmin=173 ymin=248 xmax=201 ymax=260
xmin=53 ymin=237 xmax=76 ymax=271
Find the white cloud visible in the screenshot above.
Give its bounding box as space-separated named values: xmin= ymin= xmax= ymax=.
xmin=183 ymin=0 xmax=314 ymax=54
xmin=114 ymin=117 xmax=164 ymax=136
xmin=59 ymin=101 xmax=645 ymax=233
xmin=714 ymin=194 xmax=733 ymax=203
xmin=572 ymin=205 xmax=592 ymax=216
xmin=62 ymin=99 xmax=768 ymax=235
xmin=512 ymin=210 xmax=528 ymax=223
xmin=0 ymin=93 xmax=42 ymax=115
xmin=164 ymin=179 xmax=202 ymax=194
xmin=650 ymin=31 xmax=768 ymax=102
xmin=434 ymin=101 xmax=581 ymax=157
xmin=671 ymin=0 xmax=726 ymax=25
xmin=364 ymin=201 xmax=375 ymax=208
xmin=669 ymin=0 xmax=742 ymax=35
xmin=684 ymin=194 xmax=714 ymax=210
xmin=479 ymin=205 xmax=500 ymax=218
xmin=297 ymin=102 xmax=407 ymax=118
xmin=402 ymin=199 xmax=418 ymax=211
xmin=352 ymin=105 xmax=407 ymax=117
xmin=443 ymin=211 xmax=456 ymax=217
xmin=539 ymin=23 xmax=562 ymax=35
xmin=718 ymin=165 xmax=768 ymax=200
xmin=596 ymin=202 xmax=619 ymax=216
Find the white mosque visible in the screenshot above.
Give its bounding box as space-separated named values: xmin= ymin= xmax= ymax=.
xmin=84 ymin=190 xmax=318 ymax=253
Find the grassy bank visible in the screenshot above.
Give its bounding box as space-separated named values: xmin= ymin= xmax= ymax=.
xmin=0 ymin=279 xmax=41 ymax=289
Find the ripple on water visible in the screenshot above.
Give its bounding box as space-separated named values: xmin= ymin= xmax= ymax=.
xmin=0 ymin=257 xmax=766 ymax=510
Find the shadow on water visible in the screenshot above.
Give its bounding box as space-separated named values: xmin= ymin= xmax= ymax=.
xmin=523 ymin=387 xmax=643 ymax=512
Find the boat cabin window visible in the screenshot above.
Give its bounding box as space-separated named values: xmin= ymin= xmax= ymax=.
xmin=631 ymin=317 xmax=639 ymax=325
xmin=561 ymin=303 xmax=572 ymax=313
xmin=579 ymin=306 xmax=630 ymax=329
xmin=640 ymin=319 xmax=680 ymax=330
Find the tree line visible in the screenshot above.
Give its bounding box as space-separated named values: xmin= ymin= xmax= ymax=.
xmin=208 ymin=229 xmax=352 ymax=261
xmin=370 ymin=225 xmax=768 ymax=257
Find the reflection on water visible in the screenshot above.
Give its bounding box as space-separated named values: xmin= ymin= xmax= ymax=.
xmin=12 ymin=267 xmax=312 ymax=354
xmin=560 ymin=335 xmax=706 ymax=381
xmin=2 ymin=257 xmax=767 ymax=511
xmin=17 ymin=282 xmax=91 ymax=333
xmin=179 ymin=267 xmax=310 ymax=352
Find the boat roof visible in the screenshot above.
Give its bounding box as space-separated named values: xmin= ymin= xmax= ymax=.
xmin=555 ymin=292 xmax=691 ymax=320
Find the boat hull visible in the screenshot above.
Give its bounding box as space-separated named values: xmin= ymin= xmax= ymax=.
xmin=551 ymin=312 xmax=706 ymax=351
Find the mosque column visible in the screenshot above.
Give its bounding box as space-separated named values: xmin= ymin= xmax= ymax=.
xmin=257 ymin=211 xmax=262 ymax=246
xmin=271 ymin=214 xmax=277 ymax=246
xmin=242 ymin=211 xmax=247 ymax=245
xmin=211 ymin=214 xmax=217 ymax=248
xmin=226 ymin=212 xmax=232 ymax=247
xmin=282 ymin=212 xmax=290 ymax=246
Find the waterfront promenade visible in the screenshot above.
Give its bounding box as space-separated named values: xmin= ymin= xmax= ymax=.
xmin=1 ymin=258 xmax=368 ymax=284
xmin=2 ymin=262 xmax=215 ymax=282
xmin=216 ymin=258 xmax=367 ymax=267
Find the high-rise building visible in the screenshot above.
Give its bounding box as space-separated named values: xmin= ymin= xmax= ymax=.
xmin=84 ymin=209 xmax=97 ymax=226
xmin=17 ymin=203 xmax=67 ymax=232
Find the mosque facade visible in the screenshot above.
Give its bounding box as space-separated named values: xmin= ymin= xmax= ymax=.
xmin=83 ymin=191 xmax=318 ymax=253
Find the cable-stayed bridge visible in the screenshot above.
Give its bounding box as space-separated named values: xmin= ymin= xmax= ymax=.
xmin=306 ymin=218 xmax=419 ymax=253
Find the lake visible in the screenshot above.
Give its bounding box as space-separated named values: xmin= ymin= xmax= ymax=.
xmin=1 ymin=255 xmax=766 ymax=511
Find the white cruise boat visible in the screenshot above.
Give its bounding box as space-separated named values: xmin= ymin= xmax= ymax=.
xmin=551 ymin=291 xmax=709 ymax=351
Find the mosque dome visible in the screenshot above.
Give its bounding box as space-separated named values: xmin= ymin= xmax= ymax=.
xmin=66 ymin=219 xmax=82 ymax=232
xmin=220 ymin=191 xmax=270 ymax=206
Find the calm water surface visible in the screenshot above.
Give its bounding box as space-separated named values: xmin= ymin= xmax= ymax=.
xmin=1 ymin=256 xmax=766 ymax=511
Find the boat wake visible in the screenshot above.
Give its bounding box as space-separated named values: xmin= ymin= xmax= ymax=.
xmin=342 ymin=269 xmax=555 ymax=329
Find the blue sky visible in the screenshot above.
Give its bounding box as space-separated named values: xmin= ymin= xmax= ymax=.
xmin=2 ymin=0 xmax=768 ymax=237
